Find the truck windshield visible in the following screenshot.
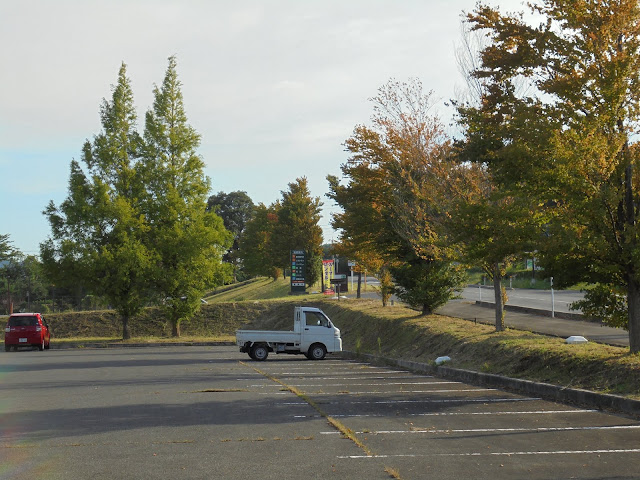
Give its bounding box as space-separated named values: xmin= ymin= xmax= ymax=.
xmin=306 ymin=311 xmax=330 ymax=327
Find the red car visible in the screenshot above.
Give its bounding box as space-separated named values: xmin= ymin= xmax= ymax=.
xmin=4 ymin=313 xmax=51 ymax=351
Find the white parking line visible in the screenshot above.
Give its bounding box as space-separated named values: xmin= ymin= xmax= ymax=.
xmin=293 ymin=409 xmax=598 ymax=418
xmin=267 ymin=376 xmax=434 ymax=381
xmin=272 ymin=372 xmax=412 ymax=377
xmin=321 ymin=425 xmax=640 ymax=435
xmin=338 ymin=449 xmax=640 ymax=459
xmin=249 ymin=381 xmax=461 ymax=387
xmin=261 ymin=388 xmax=497 ymax=395
xmin=282 ymin=397 xmax=539 ymax=405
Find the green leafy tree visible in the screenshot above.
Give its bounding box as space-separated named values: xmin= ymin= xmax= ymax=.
xmin=273 ymin=177 xmax=324 ymax=288
xmin=41 ymin=63 xmax=152 ymax=339
xmin=466 ymin=0 xmax=640 ymax=351
xmin=0 ymin=233 xmax=15 ymax=262
xmin=452 ymin=19 xmax=542 ymax=331
xmin=392 ymin=259 xmax=466 ymax=314
xmin=238 ymin=204 xmax=280 ymax=279
xmin=206 ymin=191 xmax=255 ymax=281
xmin=7 ymin=255 xmax=48 ymax=312
xmin=141 ymin=56 xmax=232 ymax=337
xmin=0 ymin=234 xmax=20 ymax=315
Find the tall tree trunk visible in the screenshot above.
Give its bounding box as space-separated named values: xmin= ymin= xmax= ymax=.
xmin=172 ymin=321 xmax=181 ymax=338
xmin=122 ymin=315 xmax=131 ymax=340
xmin=627 ymin=275 xmax=640 ymax=354
xmin=422 ymin=304 xmax=432 ymax=315
xmin=493 ymin=263 xmax=505 ymax=332
xmin=357 ymin=271 xmax=362 ymax=299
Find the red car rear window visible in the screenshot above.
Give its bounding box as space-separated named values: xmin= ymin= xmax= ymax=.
xmin=8 ymin=316 xmax=39 ymax=327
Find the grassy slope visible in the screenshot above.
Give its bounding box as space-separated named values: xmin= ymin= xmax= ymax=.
xmin=9 ymin=278 xmax=639 ymax=399
xmin=203 ymin=278 xmax=304 ymax=303
xmin=314 ymin=299 xmax=640 ymax=399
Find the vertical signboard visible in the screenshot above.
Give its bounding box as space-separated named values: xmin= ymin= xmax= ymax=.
xmin=322 ymin=260 xmax=334 ymax=287
xmin=290 ymin=250 xmax=306 ymax=293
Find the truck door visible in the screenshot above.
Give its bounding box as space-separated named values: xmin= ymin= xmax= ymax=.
xmin=301 ymin=310 xmax=332 ymax=349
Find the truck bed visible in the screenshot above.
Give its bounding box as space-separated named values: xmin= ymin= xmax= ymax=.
xmin=235 ymin=330 xmax=300 ymax=343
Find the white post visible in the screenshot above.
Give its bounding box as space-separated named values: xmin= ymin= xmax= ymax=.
xmin=350 ymin=268 xmax=353 ymax=291
xmin=550 ymin=276 xmax=555 ymax=318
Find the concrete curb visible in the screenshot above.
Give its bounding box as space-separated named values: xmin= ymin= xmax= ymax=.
xmin=342 ymin=350 xmax=640 ymax=418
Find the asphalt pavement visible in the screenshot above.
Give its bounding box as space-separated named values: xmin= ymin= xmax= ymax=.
xmin=2 ymin=346 xmax=640 ymax=479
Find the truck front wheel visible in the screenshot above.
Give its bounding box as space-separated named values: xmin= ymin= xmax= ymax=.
xmin=308 ymin=343 xmax=326 ymax=361
xmin=251 ymin=344 xmax=269 ymax=361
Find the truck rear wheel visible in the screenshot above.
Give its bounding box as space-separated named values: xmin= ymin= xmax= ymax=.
xmin=251 ymin=344 xmax=269 ymax=361
xmin=308 ymin=343 xmax=326 ymax=361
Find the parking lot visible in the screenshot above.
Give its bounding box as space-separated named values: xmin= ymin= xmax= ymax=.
xmin=1 ymin=346 xmax=639 ymax=479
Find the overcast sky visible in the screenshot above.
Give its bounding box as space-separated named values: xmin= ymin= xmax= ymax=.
xmin=1 ymin=0 xmax=525 ymax=255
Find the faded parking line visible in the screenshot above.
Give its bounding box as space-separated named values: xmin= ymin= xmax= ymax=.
xmin=282 ymin=397 xmax=540 ymax=405
xmin=338 ymin=448 xmax=640 ymax=459
xmin=292 ymin=408 xmax=599 ymax=419
xmin=261 ymin=388 xmax=497 ymax=395
xmin=321 ymin=424 xmax=640 ymax=435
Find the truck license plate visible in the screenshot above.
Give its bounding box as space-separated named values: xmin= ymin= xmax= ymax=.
xmin=19 ymin=338 xmax=27 ymax=343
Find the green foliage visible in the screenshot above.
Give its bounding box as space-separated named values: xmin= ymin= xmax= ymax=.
xmin=464 ymin=0 xmax=640 ymax=351
xmin=238 ymin=178 xmax=324 ymax=291
xmin=572 ymin=284 xmax=628 ymax=330
xmin=391 ymin=259 xmax=466 ymax=315
xmin=41 ymin=58 xmax=232 ymax=339
xmin=273 ymin=177 xmax=324 ymax=288
xmin=207 ymin=191 xmax=255 ymax=238
xmin=0 ymin=233 xmax=16 ymax=262
xmin=41 ymin=63 xmax=151 ymax=339
xmin=239 ymin=204 xmax=279 ymax=278
xmin=0 ymin=234 xmax=20 ymax=314
xmin=141 ymin=56 xmax=232 ymax=337
xmin=206 ymin=191 xmax=254 ymax=280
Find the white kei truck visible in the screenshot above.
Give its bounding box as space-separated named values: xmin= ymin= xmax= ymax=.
xmin=236 ymin=306 xmax=342 ymax=361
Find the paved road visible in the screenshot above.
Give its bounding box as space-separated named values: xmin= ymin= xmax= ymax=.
xmin=437 ymin=299 xmax=629 ymax=347
xmin=356 ymin=282 xmax=585 ymax=314
xmin=460 ymin=286 xmax=584 ymax=314
xmin=350 ymin=285 xmax=628 ymax=346
xmin=2 ymin=346 xmax=639 ymax=479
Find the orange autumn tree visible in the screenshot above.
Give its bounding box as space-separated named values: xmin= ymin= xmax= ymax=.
xmin=463 ymin=0 xmax=640 ymax=351
xmin=328 ymin=79 xmax=466 ymax=314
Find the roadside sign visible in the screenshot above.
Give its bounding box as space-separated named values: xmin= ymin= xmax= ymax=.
xmin=291 ymin=250 xmax=306 ymax=293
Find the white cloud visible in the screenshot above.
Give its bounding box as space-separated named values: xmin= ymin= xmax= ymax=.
xmin=0 ymin=0 xmax=526 ymax=253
